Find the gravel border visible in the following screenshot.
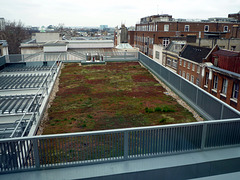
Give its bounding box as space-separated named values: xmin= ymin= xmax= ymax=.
xmin=36 ymin=64 xmax=64 ymax=135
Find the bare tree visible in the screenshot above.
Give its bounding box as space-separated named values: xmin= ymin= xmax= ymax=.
xmin=0 ymin=20 xmax=30 ymax=54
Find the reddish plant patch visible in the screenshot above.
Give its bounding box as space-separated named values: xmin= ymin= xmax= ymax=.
xmin=43 ymin=62 xmax=196 ymax=135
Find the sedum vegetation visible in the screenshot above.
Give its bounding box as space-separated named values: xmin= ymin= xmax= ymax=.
xmin=43 ymin=62 xmax=196 ymax=134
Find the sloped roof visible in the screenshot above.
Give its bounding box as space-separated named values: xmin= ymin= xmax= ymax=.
xmin=180 ymin=45 xmax=211 ymax=63
xmin=165 ymin=41 xmax=186 ymax=53
xmin=213 ymin=49 xmax=239 ymax=57
xmin=116 ymin=43 xmax=133 ymax=49
xmin=0 ymin=40 xmax=8 ymax=47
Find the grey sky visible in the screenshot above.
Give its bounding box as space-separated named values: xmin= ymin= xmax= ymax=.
xmin=1 ymin=0 xmax=239 ymax=27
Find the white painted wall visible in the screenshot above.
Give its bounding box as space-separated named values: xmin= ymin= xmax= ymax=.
xmin=43 ymin=45 xmax=67 ymax=53
xmin=153 ymin=44 xmax=164 ymax=64
xmin=21 ymin=47 xmax=43 ymax=54
xmin=33 ymin=33 xmax=61 ymax=43
xmin=2 ymin=47 xmax=8 ymax=55
xmin=67 ymin=40 xmax=114 ymax=49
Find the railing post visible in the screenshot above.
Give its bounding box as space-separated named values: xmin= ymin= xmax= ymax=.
xmin=201 ymin=123 xmax=207 ymax=150
xmin=33 ymin=139 xmax=40 ymax=169
xmin=220 ymin=104 xmax=224 ymax=119
xmin=124 ymin=131 xmax=129 ymax=160
xmin=196 ymin=88 xmax=199 ymax=105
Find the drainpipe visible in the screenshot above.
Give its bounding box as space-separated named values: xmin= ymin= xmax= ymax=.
xmin=228 ymin=38 xmax=230 ymax=50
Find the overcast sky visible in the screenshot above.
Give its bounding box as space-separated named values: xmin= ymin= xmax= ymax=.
xmin=1 ymin=0 xmax=239 ymax=28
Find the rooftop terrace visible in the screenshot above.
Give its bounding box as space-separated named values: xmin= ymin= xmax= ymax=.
xmin=0 ymin=52 xmax=240 ymax=179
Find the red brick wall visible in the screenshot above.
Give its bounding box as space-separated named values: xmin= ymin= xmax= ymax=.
xmin=204 ymin=69 xmax=240 ymax=111
xmin=177 ymin=58 xmax=203 ymax=86
xmin=135 ymin=21 xmax=240 ymax=39
xmin=128 ymin=31 xmax=135 ymax=46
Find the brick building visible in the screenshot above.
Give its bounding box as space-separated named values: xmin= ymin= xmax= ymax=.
xmin=203 ymin=50 xmax=240 ymax=111
xmin=228 ymin=12 xmax=240 ymax=22
xmin=129 ymin=14 xmax=240 ymax=58
xmin=177 ymin=45 xmax=218 ymax=87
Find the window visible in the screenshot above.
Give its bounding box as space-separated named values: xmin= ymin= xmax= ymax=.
xmin=205 ymin=72 xmax=209 ymax=86
xmin=163 ymin=38 xmax=169 ymax=47
xmin=184 ymin=25 xmax=190 ymax=32
xmin=155 ymin=51 xmax=159 ymax=59
xmin=183 ymin=61 xmax=186 ymax=67
xmin=192 ymin=64 xmax=195 ymax=71
xmin=224 ymin=26 xmax=228 ymax=32
xmin=182 ymin=71 xmax=185 ymax=78
xmin=204 ymin=25 xmax=209 ymax=32
xmin=222 ymin=78 xmax=228 ymax=95
xmin=186 ymin=73 xmax=190 ymax=80
xmin=196 ymin=78 xmax=200 ymax=86
xmin=173 ymin=60 xmax=178 ymax=69
xmin=191 ymin=75 xmax=194 ymax=83
xmin=213 ymin=75 xmax=218 ymax=90
xmin=232 ymin=82 xmax=239 ymax=99
xmin=187 ymin=62 xmax=191 ymax=69
xmin=164 ymin=24 xmax=169 ymax=31
xmin=197 ymin=66 xmax=200 ymax=74
xmin=179 ymin=59 xmax=182 ymax=66
xmin=167 ymin=58 xmax=171 ymax=66
xmin=231 ymin=46 xmax=236 ymax=51
xmin=179 ymin=70 xmax=182 ymax=76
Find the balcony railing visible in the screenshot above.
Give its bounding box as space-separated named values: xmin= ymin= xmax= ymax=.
xmin=0 ymin=51 xmax=138 ymax=63
xmin=1 ymin=118 xmax=240 ymax=173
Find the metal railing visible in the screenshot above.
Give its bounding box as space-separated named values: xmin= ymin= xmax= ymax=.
xmin=1 ymin=118 xmax=240 ymax=173
xmin=138 ymin=52 xmax=240 ymax=120
xmin=0 ymin=57 xmax=61 ymax=139
xmin=0 ymin=56 xmax=6 ymax=66
xmin=2 ymin=51 xmax=138 ymax=63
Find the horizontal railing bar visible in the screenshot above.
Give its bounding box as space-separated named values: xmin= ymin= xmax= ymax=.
xmin=1 ymin=118 xmax=240 ymax=142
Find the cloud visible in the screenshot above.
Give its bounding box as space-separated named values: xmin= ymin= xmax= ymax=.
xmin=0 ymin=0 xmax=239 ymax=27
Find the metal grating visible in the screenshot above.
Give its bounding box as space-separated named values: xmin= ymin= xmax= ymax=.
xmin=0 ymin=65 xmax=51 ymax=72
xmin=0 ymin=74 xmax=48 ymax=90
xmin=0 ymin=94 xmax=43 ymax=114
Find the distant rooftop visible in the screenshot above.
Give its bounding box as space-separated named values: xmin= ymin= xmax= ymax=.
xmin=213 ymin=49 xmax=240 ymax=57
xmin=0 ymin=40 xmax=8 ymax=47
xmin=180 ymin=45 xmax=212 ymax=63
xmin=116 ymin=43 xmax=133 ymax=49
xmin=139 ymin=13 xmax=240 ymax=24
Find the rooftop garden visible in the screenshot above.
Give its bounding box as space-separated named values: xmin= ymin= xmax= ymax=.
xmin=42 ymin=62 xmax=196 ymax=135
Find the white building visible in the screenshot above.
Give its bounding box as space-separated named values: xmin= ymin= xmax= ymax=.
xmin=0 ymin=40 xmax=9 ymax=56
xmin=0 ymin=18 xmax=5 ymax=31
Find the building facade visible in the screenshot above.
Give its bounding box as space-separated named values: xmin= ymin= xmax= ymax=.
xmin=129 ymin=13 xmax=240 ymax=58
xmin=203 ymin=50 xmax=240 ymax=111
xmin=0 ymin=40 xmax=9 ymax=56
xmin=0 ymin=18 xmax=5 ymax=31
xmin=162 ymin=41 xmax=186 ymax=72
xmin=177 ymin=45 xmax=218 ymax=87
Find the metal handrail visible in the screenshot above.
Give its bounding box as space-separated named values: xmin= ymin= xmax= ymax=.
xmin=9 ymin=55 xmax=61 ymax=138
xmin=2 ymin=117 xmax=240 ymax=142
